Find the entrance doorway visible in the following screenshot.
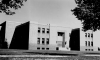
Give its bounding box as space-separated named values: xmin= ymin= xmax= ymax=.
xmin=57 ymin=32 xmax=65 ymax=47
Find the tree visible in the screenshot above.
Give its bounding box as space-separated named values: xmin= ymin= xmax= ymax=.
xmin=71 ymin=0 xmax=100 ymax=31
xmin=0 ymin=0 xmax=27 ymax=15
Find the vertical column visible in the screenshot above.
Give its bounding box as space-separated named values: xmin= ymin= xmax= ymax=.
xmin=62 ymin=33 xmax=65 ymax=47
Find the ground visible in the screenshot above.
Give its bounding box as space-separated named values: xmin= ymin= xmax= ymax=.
xmin=0 ymin=49 xmax=100 ymax=60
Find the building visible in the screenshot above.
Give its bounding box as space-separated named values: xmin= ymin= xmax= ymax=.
xmin=2 ymin=21 xmax=71 ymax=51
xmin=69 ymin=28 xmax=80 ymax=51
xmin=28 ymin=21 xmax=71 ymax=51
xmin=5 ymin=21 xmax=23 ymax=48
xmin=70 ymin=28 xmax=98 ymax=51
xmin=1 ymin=21 xmax=100 ymax=51
xmin=0 ymin=21 xmax=8 ymax=49
xmin=49 ymin=25 xmax=71 ymax=51
xmin=9 ymin=21 xmax=30 ymax=49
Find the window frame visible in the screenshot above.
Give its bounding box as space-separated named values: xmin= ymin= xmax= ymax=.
xmin=85 ymin=33 xmax=87 ymax=37
xmin=91 ymin=33 xmax=93 ymax=38
xmin=37 ymin=47 xmax=40 ymax=50
xmin=38 ymin=27 xmax=41 ymax=33
xmin=42 ymin=38 xmax=45 ymax=45
xmin=47 ymin=28 xmax=50 ymax=34
xmin=88 ymin=33 xmax=90 ymax=37
xmin=42 ymin=28 xmax=45 ymax=33
xmin=37 ymin=38 xmax=40 ymax=44
xmin=46 ymin=38 xmax=49 ymax=45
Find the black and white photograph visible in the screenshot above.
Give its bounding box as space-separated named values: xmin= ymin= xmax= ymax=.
xmin=0 ymin=0 xmax=100 ymax=60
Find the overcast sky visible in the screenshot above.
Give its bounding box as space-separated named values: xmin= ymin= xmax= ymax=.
xmin=0 ymin=0 xmax=82 ymax=28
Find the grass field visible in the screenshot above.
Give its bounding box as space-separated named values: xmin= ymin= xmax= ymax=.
xmin=0 ymin=49 xmax=100 ymax=60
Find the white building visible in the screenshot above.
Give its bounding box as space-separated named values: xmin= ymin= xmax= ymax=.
xmin=2 ymin=21 xmax=71 ymax=51
xmin=3 ymin=21 xmax=100 ymax=51
xmin=29 ymin=21 xmax=71 ymax=51
xmin=80 ymin=29 xmax=98 ymax=51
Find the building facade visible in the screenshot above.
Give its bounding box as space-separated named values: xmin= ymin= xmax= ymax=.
xmin=0 ymin=21 xmax=8 ymax=49
xmin=70 ymin=28 xmax=98 ymax=51
xmin=1 ymin=21 xmax=100 ymax=51
xmin=29 ymin=21 xmax=71 ymax=51
xmin=69 ymin=28 xmax=80 ymax=51
xmin=9 ymin=21 xmax=30 ymax=49
xmin=1 ymin=21 xmax=71 ymax=51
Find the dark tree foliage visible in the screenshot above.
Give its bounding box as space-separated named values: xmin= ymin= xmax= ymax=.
xmin=0 ymin=0 xmax=27 ymax=15
xmin=71 ymin=0 xmax=100 ymax=31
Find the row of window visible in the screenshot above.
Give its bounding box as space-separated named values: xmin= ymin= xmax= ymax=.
xmin=85 ymin=49 xmax=93 ymax=51
xmin=37 ymin=47 xmax=49 ymax=50
xmin=85 ymin=33 xmax=93 ymax=38
xmin=85 ymin=41 xmax=93 ymax=47
xmin=38 ymin=27 xmax=50 ymax=34
xmin=37 ymin=38 xmax=49 ymax=45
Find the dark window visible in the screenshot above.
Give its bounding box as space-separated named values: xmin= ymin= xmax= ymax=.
xmin=42 ymin=28 xmax=45 ymax=33
xmin=88 ymin=33 xmax=90 ymax=37
xmin=46 ymin=48 xmax=49 ymax=50
xmin=58 ymin=32 xmax=64 ymax=36
xmin=85 ymin=49 xmax=87 ymax=51
xmin=46 ymin=38 xmax=49 ymax=45
xmin=91 ymin=41 xmax=93 ymax=46
xmin=85 ymin=41 xmax=87 ymax=46
xmin=88 ymin=41 xmax=90 ymax=46
xmin=38 ymin=27 xmax=41 ymax=33
xmin=85 ymin=33 xmax=87 ymax=37
xmin=56 ymin=47 xmax=59 ymax=50
xmin=37 ymin=47 xmax=40 ymax=50
xmin=37 ymin=38 xmax=40 ymax=44
xmin=65 ymin=42 xmax=67 ymax=45
xmin=91 ymin=49 xmax=93 ymax=51
xmin=47 ymin=28 xmax=50 ymax=33
xmin=91 ymin=33 xmax=93 ymax=38
xmin=42 ymin=38 xmax=45 ymax=45
xmin=98 ymin=47 xmax=100 ymax=51
xmin=42 ymin=47 xmax=45 ymax=50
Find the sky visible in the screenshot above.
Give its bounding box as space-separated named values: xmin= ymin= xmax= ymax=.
xmin=0 ymin=0 xmax=82 ymax=28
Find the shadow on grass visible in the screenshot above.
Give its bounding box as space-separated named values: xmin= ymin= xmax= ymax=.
xmin=25 ymin=52 xmax=78 ymax=56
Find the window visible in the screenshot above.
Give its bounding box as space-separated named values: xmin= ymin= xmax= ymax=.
xmin=47 ymin=28 xmax=50 ymax=33
xmin=58 ymin=32 xmax=64 ymax=36
xmin=88 ymin=33 xmax=90 ymax=37
xmin=37 ymin=38 xmax=40 ymax=44
xmin=46 ymin=38 xmax=49 ymax=45
xmin=85 ymin=33 xmax=87 ymax=37
xmin=37 ymin=47 xmax=40 ymax=50
xmin=98 ymin=47 xmax=100 ymax=51
xmin=46 ymin=48 xmax=49 ymax=50
xmin=88 ymin=41 xmax=90 ymax=46
xmin=42 ymin=47 xmax=45 ymax=50
xmin=91 ymin=49 xmax=93 ymax=51
xmin=42 ymin=38 xmax=45 ymax=45
xmin=38 ymin=27 xmax=41 ymax=33
xmin=85 ymin=41 xmax=87 ymax=46
xmin=56 ymin=47 xmax=59 ymax=50
xmin=91 ymin=41 xmax=93 ymax=46
xmin=42 ymin=28 xmax=45 ymax=33
xmin=91 ymin=33 xmax=93 ymax=38
xmin=65 ymin=42 xmax=67 ymax=45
